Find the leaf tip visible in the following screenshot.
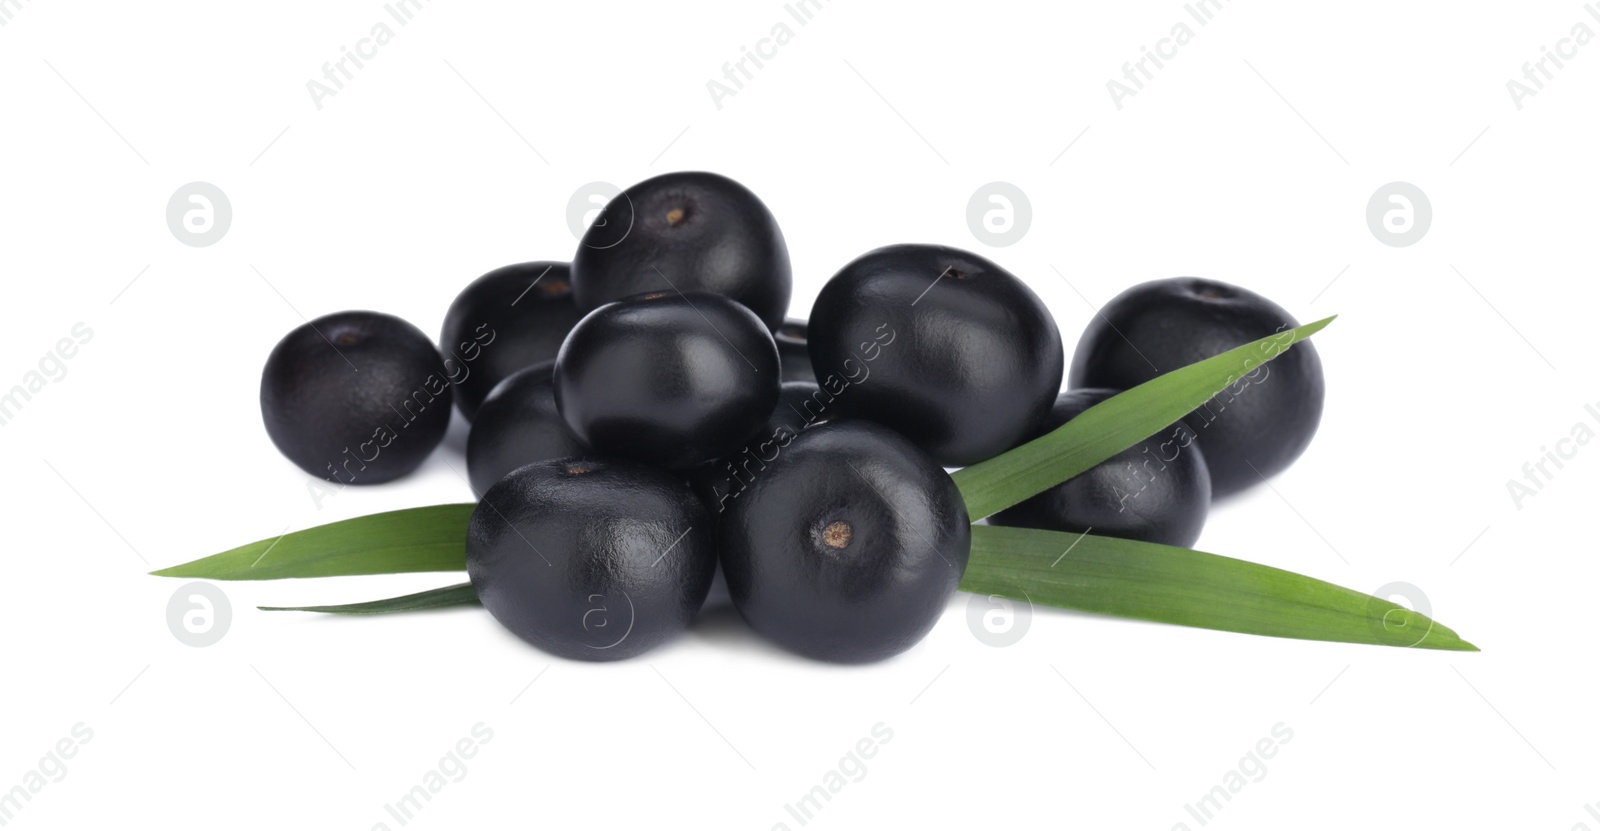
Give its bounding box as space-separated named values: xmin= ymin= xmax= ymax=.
xmin=1300 ymin=314 xmax=1337 ymax=337
xmin=1418 ymin=632 xmax=1479 ymax=652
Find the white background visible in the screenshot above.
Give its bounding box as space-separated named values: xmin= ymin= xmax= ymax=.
xmin=1 ymin=1 xmax=1595 ymax=828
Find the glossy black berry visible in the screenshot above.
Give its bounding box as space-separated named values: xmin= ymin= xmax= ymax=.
xmin=808 ymin=244 xmax=1064 ymax=466
xmin=554 ymin=291 xmax=780 ymax=470
xmin=467 ymin=457 xmax=717 ymax=661
xmin=1068 ymin=277 xmax=1324 ymax=499
xmin=571 ymin=171 xmax=792 ymax=331
xmin=690 ymin=380 xmax=838 ymax=515
xmin=260 ymin=310 xmax=451 ymax=484
xmin=991 ymin=389 xmax=1211 ymax=547
xmin=465 ymin=361 xmax=587 ymax=497
xmin=720 ymin=421 xmax=971 ymax=663
xmin=440 ymin=261 xmax=584 ymax=422
xmin=776 ymin=318 xmax=814 ymax=383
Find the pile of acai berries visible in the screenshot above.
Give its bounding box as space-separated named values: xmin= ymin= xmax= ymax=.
xmin=259 ymin=172 xmax=1324 ymax=663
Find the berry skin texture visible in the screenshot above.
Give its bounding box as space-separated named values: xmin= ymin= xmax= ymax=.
xmin=775 ymin=318 xmax=815 ymax=384
xmin=719 ymin=420 xmax=972 ymax=663
xmin=1068 ymin=277 xmax=1324 ymax=499
xmin=554 ymin=291 xmax=780 ymax=470
xmin=465 ymin=361 xmax=587 ymax=497
xmin=570 ymin=171 xmax=793 ymax=331
xmin=991 ymin=389 xmax=1211 ymax=548
xmin=260 ymin=310 xmax=451 ymax=484
xmin=466 ymin=457 xmax=717 ymax=661
xmin=807 ymin=244 xmax=1064 ymax=467
xmin=439 ymin=261 xmax=584 ymax=422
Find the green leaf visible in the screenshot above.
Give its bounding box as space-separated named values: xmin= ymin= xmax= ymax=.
xmin=209 ymin=513 xmax=1481 ymax=653
xmin=951 ymin=316 xmax=1335 ymax=521
xmin=961 ymin=524 xmax=1478 ymax=651
xmin=260 ymin=582 xmax=478 ymax=614
xmin=151 ymin=504 xmax=473 ymax=580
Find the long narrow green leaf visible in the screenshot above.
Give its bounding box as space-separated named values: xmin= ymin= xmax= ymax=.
xmin=961 ymin=524 xmax=1477 ymax=651
xmin=244 ymin=525 xmax=1481 ymax=653
xmin=260 ymin=582 xmax=478 ymax=614
xmin=951 ymin=316 xmax=1334 ymax=521
xmin=151 ymin=504 xmax=474 ymax=580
